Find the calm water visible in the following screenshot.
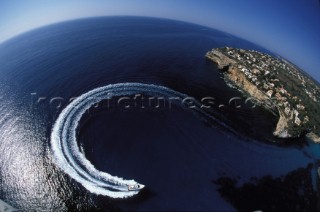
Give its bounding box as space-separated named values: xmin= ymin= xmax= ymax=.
xmin=0 ymin=17 xmax=318 ymax=211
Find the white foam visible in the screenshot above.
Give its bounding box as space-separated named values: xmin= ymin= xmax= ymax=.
xmin=50 ymin=83 xmax=234 ymax=198
xmin=50 ymin=83 xmax=200 ymax=198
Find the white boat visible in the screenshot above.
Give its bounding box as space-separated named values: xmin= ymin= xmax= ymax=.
xmin=128 ymin=183 xmax=145 ymax=191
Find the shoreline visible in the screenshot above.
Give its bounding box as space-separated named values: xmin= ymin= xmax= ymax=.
xmin=206 ymin=47 xmax=320 ymax=143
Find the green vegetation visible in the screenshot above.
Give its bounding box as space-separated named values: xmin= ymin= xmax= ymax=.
xmin=206 ymin=47 xmax=320 ymax=141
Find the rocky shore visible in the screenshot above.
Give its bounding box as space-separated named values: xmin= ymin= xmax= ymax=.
xmin=206 ymin=47 xmax=320 ymax=143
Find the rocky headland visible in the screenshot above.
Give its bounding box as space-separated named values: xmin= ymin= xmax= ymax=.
xmin=206 ymin=47 xmax=320 ymax=143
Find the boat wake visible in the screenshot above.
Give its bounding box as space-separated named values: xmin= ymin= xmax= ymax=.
xmin=50 ymin=83 xmax=229 ymax=198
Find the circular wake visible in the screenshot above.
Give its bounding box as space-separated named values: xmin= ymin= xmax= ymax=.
xmin=50 ymin=83 xmax=228 ymax=198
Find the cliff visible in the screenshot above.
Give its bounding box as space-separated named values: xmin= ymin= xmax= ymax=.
xmin=206 ymin=47 xmax=320 ymax=143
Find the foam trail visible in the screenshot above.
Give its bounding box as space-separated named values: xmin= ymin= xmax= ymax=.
xmin=50 ymin=83 xmax=228 ymax=198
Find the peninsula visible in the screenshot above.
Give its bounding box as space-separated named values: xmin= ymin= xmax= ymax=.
xmin=206 ymin=47 xmax=320 ymax=143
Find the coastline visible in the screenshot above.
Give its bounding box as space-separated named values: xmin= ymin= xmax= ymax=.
xmin=206 ymin=47 xmax=320 ymax=143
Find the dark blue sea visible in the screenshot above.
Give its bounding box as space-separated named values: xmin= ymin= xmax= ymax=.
xmin=0 ymin=17 xmax=319 ymax=211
